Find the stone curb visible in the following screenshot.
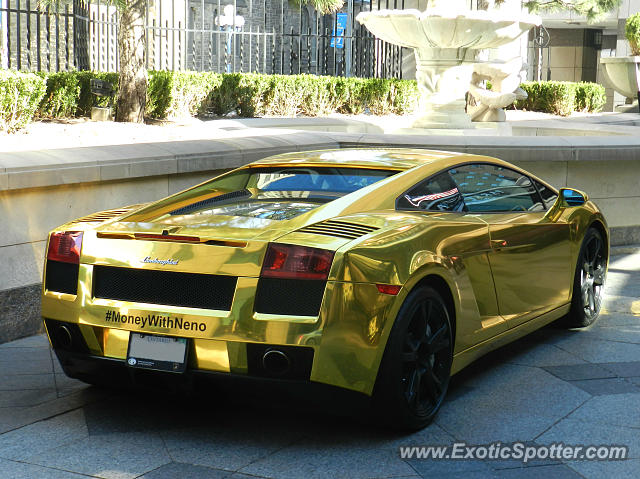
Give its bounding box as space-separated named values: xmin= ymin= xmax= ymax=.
xmin=3 ymin=129 xmax=640 ymax=192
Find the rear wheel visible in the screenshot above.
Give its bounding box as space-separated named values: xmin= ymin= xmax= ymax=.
xmin=373 ymin=285 xmax=453 ymax=430
xmin=565 ymin=227 xmax=607 ymax=328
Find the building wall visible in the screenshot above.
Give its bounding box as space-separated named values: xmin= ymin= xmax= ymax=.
xmin=536 ymin=28 xmax=600 ymax=83
xmin=598 ymin=34 xmax=618 ymax=111
xmin=536 ymin=0 xmax=640 ymax=110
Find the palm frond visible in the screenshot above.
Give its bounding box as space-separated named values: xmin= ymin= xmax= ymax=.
xmin=525 ymin=0 xmax=621 ymax=22
xmin=291 ymin=0 xmax=344 ymax=15
xmin=38 ymin=0 xmax=126 ymax=12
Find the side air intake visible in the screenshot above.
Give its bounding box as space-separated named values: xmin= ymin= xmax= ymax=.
xmin=297 ymin=220 xmax=379 ymax=240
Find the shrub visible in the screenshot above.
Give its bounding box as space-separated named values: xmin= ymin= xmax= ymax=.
xmin=146 ymin=70 xmax=173 ymax=119
xmin=391 ymin=79 xmax=420 ymax=115
xmin=336 ymin=77 xmax=364 ymax=114
xmin=147 ymin=71 xmax=223 ymax=119
xmin=208 ymin=73 xmax=269 ymax=117
xmin=626 ymin=13 xmax=640 ymax=56
xmin=516 ymin=81 xmax=576 ymax=116
xmin=263 ymin=75 xmax=308 ymax=116
xmin=300 ymin=75 xmax=343 ymax=116
xmin=575 ymin=82 xmax=606 ymax=112
xmin=514 ymin=81 xmax=604 ymax=115
xmin=38 ymin=71 xmax=80 ymax=118
xmin=0 ymin=70 xmax=46 ymax=133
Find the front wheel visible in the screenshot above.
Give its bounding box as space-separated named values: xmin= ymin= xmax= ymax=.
xmin=565 ymin=227 xmax=607 ymax=328
xmin=373 ymin=285 xmax=453 ymax=430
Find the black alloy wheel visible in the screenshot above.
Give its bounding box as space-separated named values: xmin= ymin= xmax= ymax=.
xmin=566 ymin=227 xmax=607 ymax=327
xmin=374 ymin=285 xmax=453 ymax=430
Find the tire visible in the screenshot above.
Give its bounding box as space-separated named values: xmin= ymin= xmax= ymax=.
xmin=565 ymin=227 xmax=607 ymax=328
xmin=373 ymin=285 xmax=453 ymax=430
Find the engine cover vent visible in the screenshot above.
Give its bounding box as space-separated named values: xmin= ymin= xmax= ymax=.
xmin=72 ymin=205 xmax=143 ymax=223
xmin=297 ymin=220 xmax=379 ymax=240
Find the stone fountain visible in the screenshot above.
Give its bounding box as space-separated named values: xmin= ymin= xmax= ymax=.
xmin=356 ymin=6 xmax=540 ymax=129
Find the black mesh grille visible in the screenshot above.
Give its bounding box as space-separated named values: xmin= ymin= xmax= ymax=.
xmin=45 ymin=260 xmax=79 ymax=295
xmin=93 ymin=266 xmax=237 ymax=310
xmin=254 ymin=278 xmax=326 ymax=316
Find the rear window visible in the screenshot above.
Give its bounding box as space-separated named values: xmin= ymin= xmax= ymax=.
xmin=125 ymin=166 xmax=398 ymax=222
xmin=246 ymin=167 xmax=397 ymax=194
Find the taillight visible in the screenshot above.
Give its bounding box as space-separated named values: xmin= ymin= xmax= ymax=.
xmin=47 ymin=231 xmax=83 ymax=264
xmin=261 ymin=243 xmax=334 ymax=280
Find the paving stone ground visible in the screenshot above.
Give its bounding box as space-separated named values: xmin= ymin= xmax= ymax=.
xmin=0 ymin=251 xmax=638 ymax=479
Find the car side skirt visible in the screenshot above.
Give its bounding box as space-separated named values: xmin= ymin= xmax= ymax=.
xmin=450 ymin=302 xmax=571 ymax=375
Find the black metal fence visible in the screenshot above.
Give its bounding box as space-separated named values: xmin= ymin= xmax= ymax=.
xmin=0 ymin=0 xmax=404 ymax=78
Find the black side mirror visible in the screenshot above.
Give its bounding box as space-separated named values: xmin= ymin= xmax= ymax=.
xmin=561 ymin=188 xmax=587 ymax=207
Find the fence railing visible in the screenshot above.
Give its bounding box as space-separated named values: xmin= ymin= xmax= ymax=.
xmin=0 ymin=0 xmax=404 ymax=79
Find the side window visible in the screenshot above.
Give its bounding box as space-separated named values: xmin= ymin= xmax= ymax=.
xmin=448 ymin=164 xmax=544 ymax=212
xmin=397 ymin=172 xmax=466 ymax=212
xmin=534 ymin=180 xmax=558 ymax=208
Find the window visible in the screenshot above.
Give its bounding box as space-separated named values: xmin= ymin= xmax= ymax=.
xmin=246 ymin=167 xmax=396 ymax=194
xmin=534 ymin=180 xmax=558 ymax=208
xmin=397 ymin=172 xmax=465 ymax=212
xmin=448 ymin=164 xmax=544 ymax=213
xmin=128 ymin=167 xmax=398 ymax=223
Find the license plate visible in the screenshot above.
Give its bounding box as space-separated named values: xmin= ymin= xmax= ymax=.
xmin=127 ymin=333 xmax=188 ymax=373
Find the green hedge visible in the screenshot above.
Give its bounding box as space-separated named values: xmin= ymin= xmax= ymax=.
xmin=514 ymin=81 xmax=605 ymax=116
xmin=16 ymin=70 xmax=419 ymax=123
xmin=185 ymin=72 xmax=419 ymax=119
xmin=32 ymin=71 xmax=419 ymax=121
xmin=0 ymin=70 xmax=46 ymax=133
xmin=3 ymin=70 xmax=607 ymax=132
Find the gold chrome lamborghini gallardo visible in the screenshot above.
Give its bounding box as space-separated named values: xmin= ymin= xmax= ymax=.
xmin=42 ymin=148 xmax=608 ymax=429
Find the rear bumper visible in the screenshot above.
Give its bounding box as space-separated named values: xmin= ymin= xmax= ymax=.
xmin=51 ymin=346 xmax=370 ymax=411
xmin=42 ymin=276 xmax=403 ymax=396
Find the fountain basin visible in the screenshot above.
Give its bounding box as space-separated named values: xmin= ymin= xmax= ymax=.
xmin=355 ymin=8 xmax=541 ymax=50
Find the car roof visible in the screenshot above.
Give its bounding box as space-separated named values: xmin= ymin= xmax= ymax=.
xmin=248 ymin=148 xmax=470 ymax=171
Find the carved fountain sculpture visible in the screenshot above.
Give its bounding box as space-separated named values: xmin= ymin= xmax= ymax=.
xmin=467 ymin=58 xmax=529 ymax=122
xmin=356 ymin=5 xmax=540 ymax=129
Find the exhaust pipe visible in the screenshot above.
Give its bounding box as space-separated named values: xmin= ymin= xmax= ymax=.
xmin=55 ymin=325 xmax=73 ymax=349
xmin=262 ymin=349 xmax=291 ymax=376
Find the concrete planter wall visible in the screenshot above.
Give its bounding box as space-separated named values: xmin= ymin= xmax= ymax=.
xmin=2 ymin=131 xmax=640 ymax=344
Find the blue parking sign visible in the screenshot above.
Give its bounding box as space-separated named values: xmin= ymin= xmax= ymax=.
xmin=330 ymin=13 xmax=348 ymax=49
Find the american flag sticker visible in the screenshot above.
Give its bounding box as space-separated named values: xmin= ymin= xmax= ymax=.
xmin=406 ymin=187 xmax=459 ymax=207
